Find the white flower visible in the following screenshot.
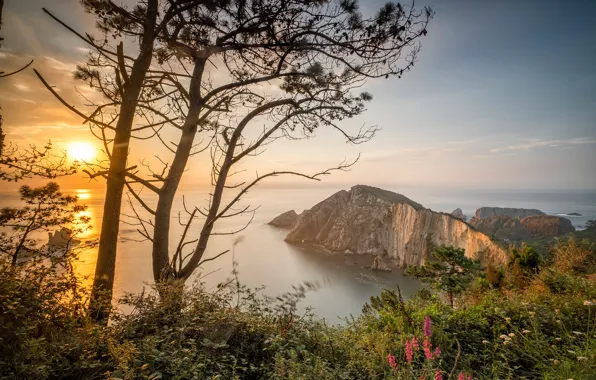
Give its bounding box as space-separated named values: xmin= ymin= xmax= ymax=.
xmin=508 ymin=333 xmax=515 ymax=337
xmin=482 ymin=340 xmax=490 ymax=344
xmin=577 ymin=357 xmax=588 ymax=361
xmin=584 ymin=300 xmax=594 ymax=306
xmin=503 ymin=340 xmax=510 ymax=345
xmin=556 ymin=337 xmax=562 ymax=341
xmin=499 ymin=335 xmax=508 ymax=339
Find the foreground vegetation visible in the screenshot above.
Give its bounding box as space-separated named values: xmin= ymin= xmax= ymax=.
xmin=2 ymin=226 xmax=595 ymax=379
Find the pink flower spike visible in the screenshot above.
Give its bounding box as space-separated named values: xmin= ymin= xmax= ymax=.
xmin=435 ymin=369 xmax=443 ymax=380
xmin=424 ymin=316 xmax=432 ymax=337
xmin=434 ymin=346 xmax=441 ymax=358
xmin=412 ymin=336 xmax=419 ymax=350
xmin=423 ymin=337 xmax=433 ymax=360
xmin=458 ymin=372 xmax=466 ymax=380
xmin=405 ymin=340 xmax=414 ymax=363
xmin=467 ymin=376 xmax=473 ymax=380
xmin=387 ymin=353 xmax=398 ymax=370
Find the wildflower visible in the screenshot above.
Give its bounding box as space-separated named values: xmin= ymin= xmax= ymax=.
xmin=458 ymin=372 xmax=466 ymax=380
xmin=424 ymin=337 xmax=433 ymax=360
xmin=433 ymin=346 xmax=441 ymax=359
xmin=468 ymin=376 xmax=473 ymax=380
xmin=556 ymin=337 xmax=562 ymax=341
xmin=584 ymin=300 xmax=594 ymax=306
xmin=572 ymin=331 xmax=584 ymax=335
xmin=499 ymin=334 xmax=508 ymax=340
xmin=503 ymin=340 xmax=510 ymax=345
xmin=424 ymin=316 xmax=433 ymax=337
xmin=553 ymin=359 xmax=560 ymax=365
xmin=405 ymin=339 xmax=414 ymax=363
xmin=435 ymin=369 xmax=443 ymax=380
xmin=482 ymin=340 xmax=490 ymax=344
xmin=411 ymin=336 xmax=419 ymax=350
xmin=508 ymin=333 xmax=515 ymax=337
xmin=529 ymin=311 xmax=536 ymax=317
xmin=522 ymin=330 xmax=531 ymax=334
xmin=387 ymin=353 xmax=398 ymax=370
xmin=505 ymin=317 xmax=511 ymax=323
xmin=577 ymin=357 xmax=588 ymax=361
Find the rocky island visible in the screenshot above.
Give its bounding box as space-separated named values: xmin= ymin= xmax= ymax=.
xmin=271 ymin=185 xmax=508 ymax=267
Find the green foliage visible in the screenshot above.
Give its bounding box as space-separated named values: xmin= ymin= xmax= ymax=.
xmin=508 ymin=243 xmax=541 ymax=272
xmin=0 ymin=182 xmax=91 ymax=265
xmin=407 ymin=245 xmax=482 ymax=307
xmin=2 ymin=229 xmax=596 ymax=379
xmin=486 ymin=264 xmax=505 ymax=288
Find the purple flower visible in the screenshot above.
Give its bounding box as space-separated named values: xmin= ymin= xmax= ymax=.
xmin=458 ymin=372 xmax=466 ymax=380
xmin=433 ymin=346 xmax=441 ymax=358
xmin=424 ymin=316 xmax=432 ymax=337
xmin=435 ymin=369 xmax=443 ymax=380
xmin=387 ymin=353 xmax=398 ymax=370
xmin=423 ymin=337 xmax=433 ymax=360
xmin=405 ymin=339 xmax=414 ymax=363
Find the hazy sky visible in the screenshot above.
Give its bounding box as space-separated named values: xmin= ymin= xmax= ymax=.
xmin=1 ymin=0 xmax=595 ymax=190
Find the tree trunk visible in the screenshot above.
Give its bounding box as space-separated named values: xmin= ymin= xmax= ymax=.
xmin=152 ymin=60 xmax=205 ymax=283
xmin=89 ymin=0 xmax=158 ymax=323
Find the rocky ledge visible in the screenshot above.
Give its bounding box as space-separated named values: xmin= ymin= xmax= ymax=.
xmin=268 ymin=210 xmax=300 ymax=228
xmin=272 ymin=185 xmax=507 ymax=267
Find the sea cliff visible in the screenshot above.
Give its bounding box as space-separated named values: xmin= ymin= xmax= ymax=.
xmin=281 ymin=185 xmax=507 ymax=267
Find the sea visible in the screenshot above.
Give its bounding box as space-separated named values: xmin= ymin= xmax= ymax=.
xmin=1 ymin=184 xmax=595 ymax=322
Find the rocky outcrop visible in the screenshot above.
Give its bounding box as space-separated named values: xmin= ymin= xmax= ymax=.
xmin=469 ymin=215 xmax=575 ymax=240
xmin=451 ymin=208 xmax=466 ymax=220
xmin=469 ymin=216 xmax=528 ymax=241
xmin=520 ymin=215 xmax=575 ymax=237
xmin=472 ymin=207 xmax=545 ymax=221
xmin=268 ymin=210 xmax=300 ymax=228
xmin=284 ymin=185 xmax=507 ymax=267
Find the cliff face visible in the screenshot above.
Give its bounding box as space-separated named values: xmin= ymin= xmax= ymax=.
xmin=284 ymin=185 xmax=507 ymax=267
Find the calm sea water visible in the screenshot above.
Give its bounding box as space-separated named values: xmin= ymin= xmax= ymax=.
xmin=1 ymin=185 xmax=594 ymax=322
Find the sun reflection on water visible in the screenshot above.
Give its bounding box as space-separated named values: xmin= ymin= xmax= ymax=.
xmin=75 ymin=189 xmax=91 ymax=200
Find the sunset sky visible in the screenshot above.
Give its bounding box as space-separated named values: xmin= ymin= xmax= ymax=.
xmin=1 ymin=0 xmax=595 ymax=191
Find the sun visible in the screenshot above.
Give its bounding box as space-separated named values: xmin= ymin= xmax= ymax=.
xmin=67 ymin=141 xmax=96 ymax=162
